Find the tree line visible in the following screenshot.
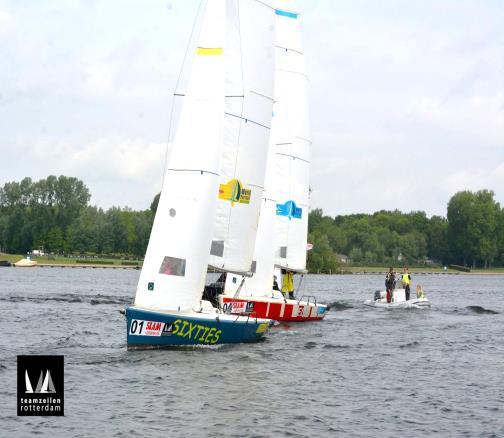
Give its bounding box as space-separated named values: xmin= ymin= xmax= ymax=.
xmin=1 ymin=176 xmax=502 ymax=269
xmin=308 ymin=189 xmax=504 ymax=271
xmin=0 ymin=176 xmax=153 ymax=257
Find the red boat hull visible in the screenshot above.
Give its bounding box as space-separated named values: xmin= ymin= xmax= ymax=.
xmin=219 ymin=295 xmax=327 ymax=322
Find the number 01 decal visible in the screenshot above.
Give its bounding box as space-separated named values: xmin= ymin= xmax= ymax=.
xmin=129 ymin=319 xmax=144 ymax=335
xmin=129 ymin=319 xmax=164 ymax=336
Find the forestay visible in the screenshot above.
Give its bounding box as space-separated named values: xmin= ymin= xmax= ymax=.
xmin=209 ymin=0 xmax=276 ymax=275
xmin=135 ymin=0 xmax=225 ymax=311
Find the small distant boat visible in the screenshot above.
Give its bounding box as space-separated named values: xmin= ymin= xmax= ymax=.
xmin=13 ymin=257 xmax=38 ymax=267
xmin=364 ymin=288 xmax=430 ymax=309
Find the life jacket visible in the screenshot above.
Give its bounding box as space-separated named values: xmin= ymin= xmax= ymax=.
xmin=282 ymin=271 xmax=294 ymax=293
xmin=402 ymin=273 xmax=410 ymax=285
xmin=386 ymin=272 xmax=394 ymax=286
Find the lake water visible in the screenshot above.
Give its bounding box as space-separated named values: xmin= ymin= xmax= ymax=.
xmin=0 ymin=268 xmax=503 ymax=437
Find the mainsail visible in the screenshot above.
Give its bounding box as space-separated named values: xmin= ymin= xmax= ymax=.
xmin=272 ymin=1 xmax=310 ymax=272
xmin=225 ymin=0 xmax=310 ymax=296
xmin=208 ymin=0 xmax=276 ymax=275
xmin=134 ymin=0 xmax=226 ymax=311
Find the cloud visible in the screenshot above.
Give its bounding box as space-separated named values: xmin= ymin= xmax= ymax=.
xmin=0 ymin=9 xmax=16 ymax=34
xmin=82 ymin=62 xmax=118 ymax=97
xmin=441 ymin=163 xmax=504 ymax=197
xmin=15 ymin=136 xmax=166 ymax=209
xmin=67 ymin=137 xmax=166 ymax=182
xmin=407 ymin=92 xmax=504 ymax=146
xmin=27 ymin=136 xmax=166 ymax=184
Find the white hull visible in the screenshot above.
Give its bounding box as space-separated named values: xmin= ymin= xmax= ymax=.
xmin=14 ymin=258 xmax=38 ymax=267
xmin=364 ymin=297 xmax=431 ymax=309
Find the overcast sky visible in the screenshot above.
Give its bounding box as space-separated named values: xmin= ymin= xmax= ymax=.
xmin=0 ymin=0 xmax=502 ymax=217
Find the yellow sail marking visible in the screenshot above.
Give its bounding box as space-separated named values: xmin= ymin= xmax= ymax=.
xmin=196 ymin=47 xmax=223 ymax=56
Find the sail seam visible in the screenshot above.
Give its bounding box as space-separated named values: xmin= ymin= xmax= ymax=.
xmin=275 ymin=153 xmax=310 ymax=164
xmin=167 ymin=168 xmax=219 ymax=176
xmin=296 ymin=136 xmax=312 ymax=144
xmin=225 ymin=112 xmax=270 ymax=130
xmin=275 ymin=45 xmax=303 ymax=56
xmin=249 ymin=90 xmax=274 ymax=101
xmin=175 ymin=94 xmax=245 ymax=98
xmin=276 ymin=68 xmax=308 ymax=78
xmin=248 ymin=183 xmax=265 ymax=189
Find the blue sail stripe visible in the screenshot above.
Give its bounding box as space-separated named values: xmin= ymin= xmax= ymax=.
xmin=275 ymin=9 xmax=298 ymax=19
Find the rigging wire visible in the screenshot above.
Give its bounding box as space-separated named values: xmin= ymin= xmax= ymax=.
xmin=160 ymin=0 xmax=206 ymax=187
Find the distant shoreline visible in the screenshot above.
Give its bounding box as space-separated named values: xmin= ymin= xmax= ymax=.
xmin=2 ymin=261 xmax=503 ymax=275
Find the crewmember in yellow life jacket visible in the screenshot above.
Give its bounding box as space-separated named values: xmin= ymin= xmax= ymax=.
xmin=402 ymin=267 xmax=411 ymax=300
xmin=416 ymin=284 xmax=426 ymax=299
xmin=281 ymin=269 xmax=295 ymax=300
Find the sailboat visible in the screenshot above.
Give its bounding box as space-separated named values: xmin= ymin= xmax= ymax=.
xmin=126 ymin=0 xmax=277 ymax=349
xmin=216 ymin=2 xmax=328 ymax=321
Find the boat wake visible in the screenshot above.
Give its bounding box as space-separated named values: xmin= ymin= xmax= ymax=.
xmin=326 ymin=301 xmax=353 ymax=311
xmin=2 ymin=293 xmax=131 ymax=306
xmin=399 ymin=341 xmax=420 ymax=349
xmin=466 ymin=305 xmax=499 ymax=315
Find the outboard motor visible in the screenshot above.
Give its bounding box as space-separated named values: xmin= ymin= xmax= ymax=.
xmin=374 ymin=290 xmax=381 ymax=301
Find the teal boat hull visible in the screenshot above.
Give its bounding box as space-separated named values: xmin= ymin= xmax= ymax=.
xmin=126 ymin=306 xmax=272 ymax=349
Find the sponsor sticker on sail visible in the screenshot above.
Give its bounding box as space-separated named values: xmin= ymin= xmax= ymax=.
xmin=218 ymin=179 xmax=251 ymax=206
xmin=276 ymin=200 xmax=302 ymax=220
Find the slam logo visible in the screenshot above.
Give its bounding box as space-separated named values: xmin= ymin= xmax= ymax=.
xmin=17 ymin=355 xmax=64 ymax=416
xmin=276 ymin=200 xmax=302 ymax=220
xmin=218 ymin=179 xmax=251 ymax=206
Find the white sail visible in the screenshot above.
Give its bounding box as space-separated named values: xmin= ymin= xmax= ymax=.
xmin=25 ymin=371 xmax=33 ymax=393
xmin=224 ymin=104 xmax=279 ymax=296
xmin=135 ymin=0 xmax=225 ymax=311
xmin=272 ymin=2 xmax=310 ymax=272
xmin=224 ymin=2 xmax=309 ymax=296
xmin=208 ymin=0 xmax=276 ymax=275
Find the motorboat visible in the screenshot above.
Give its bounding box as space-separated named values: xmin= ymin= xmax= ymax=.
xmin=13 ymin=257 xmax=38 ymax=267
xmin=364 ymin=288 xmax=430 ymax=309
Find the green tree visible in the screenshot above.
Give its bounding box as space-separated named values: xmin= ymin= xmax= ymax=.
xmin=307 ymin=232 xmax=339 ymax=273
xmin=428 ymin=215 xmax=449 ymax=264
xmin=447 ymin=190 xmax=500 ymax=267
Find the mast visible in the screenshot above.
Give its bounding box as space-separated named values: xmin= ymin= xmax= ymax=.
xmin=208 ymin=0 xmax=276 ymax=275
xmin=134 ymin=0 xmax=226 ymax=311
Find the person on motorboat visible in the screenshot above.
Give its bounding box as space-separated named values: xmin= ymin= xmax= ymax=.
xmin=385 ymin=267 xmax=395 ymax=303
xmin=416 ymin=284 xmax=426 ymax=299
xmin=281 ymin=269 xmax=295 ymax=300
xmin=402 ymin=267 xmax=411 ymax=300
